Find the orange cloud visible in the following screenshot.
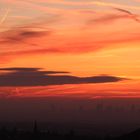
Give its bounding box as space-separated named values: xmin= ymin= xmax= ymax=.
xmin=1 ymin=0 xmax=140 ymax=63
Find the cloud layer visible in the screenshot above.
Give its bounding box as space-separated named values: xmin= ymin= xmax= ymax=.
xmin=0 ymin=67 xmax=126 ymax=87
xmin=0 ymin=1 xmax=140 ymax=58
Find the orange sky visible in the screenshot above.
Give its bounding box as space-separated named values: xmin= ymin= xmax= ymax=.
xmin=0 ymin=0 xmax=140 ymax=99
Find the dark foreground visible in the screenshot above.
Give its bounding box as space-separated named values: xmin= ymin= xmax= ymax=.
xmin=1 ymin=123 xmax=140 ymax=140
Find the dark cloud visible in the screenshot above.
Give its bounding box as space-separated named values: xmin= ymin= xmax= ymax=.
xmin=0 ymin=67 xmax=69 ymax=76
xmin=0 ymin=68 xmax=40 ymax=71
xmin=0 ymin=29 xmax=51 ymax=45
xmin=0 ymin=67 xmax=126 ymax=87
xmin=0 ymin=14 xmax=60 ymax=45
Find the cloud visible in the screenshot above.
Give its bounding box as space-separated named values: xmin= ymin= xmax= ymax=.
xmin=1 ymin=32 xmax=140 ymax=57
xmin=114 ymin=8 xmax=134 ymax=15
xmin=91 ymin=1 xmax=140 ymax=11
xmin=114 ymin=8 xmax=140 ymax=22
xmin=0 ymin=29 xmax=51 ymax=44
xmin=1 ymin=4 xmax=140 ymax=58
xmin=87 ymin=8 xmax=140 ymax=25
xmin=87 ymin=14 xmax=126 ymax=24
xmin=0 ymin=67 xmax=69 ymax=74
xmin=0 ymin=67 xmax=126 ymax=87
xmin=8 ymin=0 xmax=140 ymax=11
xmin=0 ymin=13 xmax=60 ymax=46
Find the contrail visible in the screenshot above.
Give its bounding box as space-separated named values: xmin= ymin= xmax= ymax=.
xmin=0 ymin=8 xmax=10 ymax=25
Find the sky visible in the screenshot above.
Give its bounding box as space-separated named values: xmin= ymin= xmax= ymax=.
xmin=0 ymin=0 xmax=140 ymax=99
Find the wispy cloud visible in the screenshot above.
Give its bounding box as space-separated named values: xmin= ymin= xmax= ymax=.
xmin=1 ymin=0 xmax=140 ymax=58
xmin=87 ymin=8 xmax=140 ymax=25
xmin=114 ymin=8 xmax=140 ymax=22
xmin=91 ymin=1 xmax=140 ymax=10
xmin=0 ymin=29 xmax=51 ymax=44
